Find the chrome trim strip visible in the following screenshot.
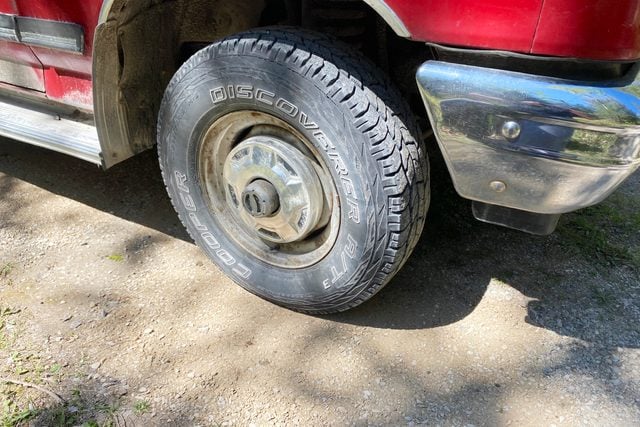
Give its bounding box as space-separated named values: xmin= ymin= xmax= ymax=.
xmin=0 ymin=14 xmax=18 ymax=42
xmin=18 ymin=18 xmax=84 ymax=53
xmin=0 ymin=13 xmax=84 ymax=53
xmin=417 ymin=61 xmax=640 ymax=214
xmin=361 ymin=0 xmax=410 ymax=38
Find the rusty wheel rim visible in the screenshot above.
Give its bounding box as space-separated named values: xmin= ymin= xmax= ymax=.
xmin=198 ymin=111 xmax=340 ymax=269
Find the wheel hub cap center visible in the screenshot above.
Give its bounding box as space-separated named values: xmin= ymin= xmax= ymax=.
xmin=222 ymin=135 xmax=328 ymax=244
xmin=242 ymin=179 xmax=280 ymax=218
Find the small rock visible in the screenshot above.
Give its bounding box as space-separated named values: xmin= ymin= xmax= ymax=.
xmin=90 ymin=361 xmax=101 ymax=370
xmin=143 ymin=328 xmax=154 ymax=335
xmin=69 ymin=320 xmax=83 ymax=330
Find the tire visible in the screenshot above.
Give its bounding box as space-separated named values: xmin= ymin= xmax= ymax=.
xmin=157 ymin=28 xmax=429 ymax=314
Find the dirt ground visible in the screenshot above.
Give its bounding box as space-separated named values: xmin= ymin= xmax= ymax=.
xmin=1 ymin=137 xmax=639 ymax=426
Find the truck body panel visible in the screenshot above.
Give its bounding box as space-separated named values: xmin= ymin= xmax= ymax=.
xmin=387 ymin=0 xmax=640 ymax=61
xmin=532 ymin=0 xmax=640 ymax=61
xmin=8 ymin=0 xmax=99 ymax=108
xmin=387 ymin=0 xmax=543 ymax=54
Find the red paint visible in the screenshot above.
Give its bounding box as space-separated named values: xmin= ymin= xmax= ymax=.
xmin=531 ymin=0 xmax=640 ymax=61
xmin=42 ymin=67 xmax=93 ymax=107
xmin=386 ymin=0 xmax=543 ymax=53
xmin=15 ymin=0 xmax=100 ymax=108
xmin=387 ymin=0 xmax=640 ymax=61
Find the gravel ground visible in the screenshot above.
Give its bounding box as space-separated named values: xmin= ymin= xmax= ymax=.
xmin=1 ymin=137 xmax=639 ymax=426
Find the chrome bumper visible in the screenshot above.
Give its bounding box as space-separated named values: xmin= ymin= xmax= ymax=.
xmin=417 ymin=62 xmax=640 ymax=214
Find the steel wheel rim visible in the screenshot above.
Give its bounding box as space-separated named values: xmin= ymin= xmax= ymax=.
xmin=198 ymin=111 xmax=340 ymax=269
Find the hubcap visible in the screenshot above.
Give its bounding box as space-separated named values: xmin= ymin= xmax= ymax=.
xmin=223 ymin=136 xmax=326 ymax=243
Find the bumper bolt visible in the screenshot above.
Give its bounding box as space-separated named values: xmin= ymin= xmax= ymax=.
xmin=501 ymin=121 xmax=521 ymax=140
xmin=490 ymin=180 xmax=507 ymax=193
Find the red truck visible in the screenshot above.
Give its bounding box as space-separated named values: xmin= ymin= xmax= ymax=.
xmin=1 ymin=0 xmax=638 ymax=313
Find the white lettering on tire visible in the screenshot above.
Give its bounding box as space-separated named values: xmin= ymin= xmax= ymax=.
xmin=210 ymin=84 xmax=360 ymax=225
xmin=207 ymin=85 xmax=369 ymax=289
xmin=174 ymin=170 xmax=252 ymax=279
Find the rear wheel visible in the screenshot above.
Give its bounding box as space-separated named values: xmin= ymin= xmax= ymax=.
xmin=157 ymin=28 xmax=429 ymax=313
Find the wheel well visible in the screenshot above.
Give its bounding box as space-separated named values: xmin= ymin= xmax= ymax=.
xmin=93 ymin=0 xmax=428 ymax=168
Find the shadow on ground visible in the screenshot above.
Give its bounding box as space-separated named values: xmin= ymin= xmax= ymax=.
xmin=0 ymin=140 xmax=190 ymax=243
xmin=1 ymin=138 xmax=638 ymax=349
xmin=1 ymin=138 xmax=639 ymax=424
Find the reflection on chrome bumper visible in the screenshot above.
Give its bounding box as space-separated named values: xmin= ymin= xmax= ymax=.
xmin=417 ymin=61 xmax=640 ymax=214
